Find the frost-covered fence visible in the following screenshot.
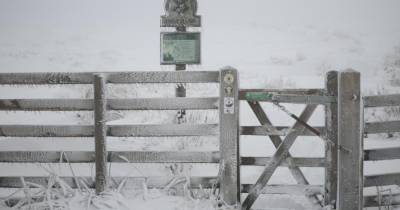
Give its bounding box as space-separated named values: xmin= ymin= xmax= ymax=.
xmin=239 ymin=70 xmax=366 ymax=210
xmin=239 ymin=73 xmax=334 ymax=209
xmin=0 ymin=70 xmax=240 ymax=205
xmin=363 ymin=92 xmax=400 ymax=208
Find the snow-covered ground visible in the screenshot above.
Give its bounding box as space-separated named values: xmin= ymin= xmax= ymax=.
xmin=1 ymin=0 xmax=400 ymax=209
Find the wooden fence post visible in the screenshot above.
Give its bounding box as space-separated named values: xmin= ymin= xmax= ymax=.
xmin=324 ymin=71 xmax=338 ymax=207
xmin=94 ymin=74 xmax=108 ymax=194
xmin=219 ymin=67 xmax=240 ymax=207
xmin=337 ymin=70 xmax=363 ymax=210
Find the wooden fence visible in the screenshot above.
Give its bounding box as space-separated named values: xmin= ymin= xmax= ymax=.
xmin=0 ymin=69 xmax=399 ymax=210
xmin=240 ymin=70 xmax=400 ymax=210
xmin=363 ymin=93 xmax=400 ymax=208
xmin=239 ymin=70 xmax=364 ymax=210
xmin=0 ymin=69 xmax=240 ymax=206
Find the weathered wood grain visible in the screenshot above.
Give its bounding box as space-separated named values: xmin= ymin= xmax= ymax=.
xmin=0 ymin=71 xmax=219 ymax=84
xmin=0 ymin=98 xmax=219 ymax=111
xmin=219 ymin=68 xmax=240 ymax=206
xmin=364 ymin=193 xmax=400 ymax=207
xmin=246 ymin=101 xmax=322 ymax=208
xmin=239 ymin=89 xmax=325 ymax=100
xmin=241 ymin=105 xmax=317 ymax=210
xmin=245 ymin=93 xmax=335 ymax=104
xmin=240 ymin=126 xmax=324 ymax=136
xmin=324 ymin=71 xmax=338 ymax=207
xmin=0 ymin=151 xmax=220 ymax=163
xmin=365 ymin=121 xmax=400 ymax=134
xmin=364 ymin=94 xmax=400 ymax=107
xmin=0 ymin=125 xmax=94 ymax=137
xmin=0 ymin=124 xmax=218 ymax=137
xmin=109 ymin=124 xmax=218 ymax=137
xmin=94 ymin=74 xmax=108 ymax=194
xmin=241 ymin=157 xmax=325 ymax=167
xmin=241 ymin=184 xmax=324 ymax=195
xmin=0 ymin=163 xmax=219 ymax=177
xmin=112 ymin=151 xmax=219 ymax=163
xmin=364 ymin=172 xmax=400 ymax=187
xmin=337 ymin=70 xmax=363 ymax=210
xmin=364 ymin=147 xmax=400 ymax=161
xmin=0 ymin=176 xmax=218 ymax=189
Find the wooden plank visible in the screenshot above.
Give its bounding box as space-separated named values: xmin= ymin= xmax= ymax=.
xmin=364 ymin=147 xmax=400 ymax=161
xmin=241 ymin=184 xmax=323 ymax=195
xmin=0 ymin=71 xmax=219 ymax=84
xmin=241 ymin=105 xmax=317 ymax=210
xmin=110 ymin=98 xmax=219 ymax=110
xmin=0 ymin=151 xmax=220 ymax=163
xmin=271 ymin=94 xmax=335 ymax=104
xmin=0 ymin=177 xmax=218 ymax=189
xmin=364 ymin=173 xmax=400 ymax=187
xmin=0 ymin=163 xmax=219 ymax=177
xmin=0 ymin=99 xmax=93 ymax=111
xmin=364 ymin=193 xmax=400 ymax=207
xmin=0 ymin=72 xmax=93 ymax=84
xmin=0 ymin=98 xmax=219 ymax=111
xmin=241 ymin=157 xmax=325 ymax=167
xmin=0 ymin=124 xmax=218 ymax=137
xmin=94 ymin=74 xmax=108 ymax=194
xmin=0 ymin=125 xmax=94 ymax=137
xmin=109 ymin=124 xmax=218 ymax=137
xmin=239 ymin=89 xmax=325 ymax=100
xmin=365 ymin=121 xmax=400 ymax=134
xmin=337 ymin=70 xmax=363 ymax=210
xmin=364 ymin=94 xmax=400 ymax=107
xmin=240 ymin=126 xmax=324 ymax=136
xmin=324 ymin=71 xmax=338 ymax=207
xmin=107 ymin=71 xmax=220 ymax=83
xmin=219 ymin=68 xmax=240 ymax=206
xmin=244 ymin=92 xmax=335 ymax=104
xmin=247 ymin=101 xmax=322 ymax=208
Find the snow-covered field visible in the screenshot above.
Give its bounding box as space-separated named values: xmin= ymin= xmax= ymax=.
xmin=1 ymin=0 xmax=400 ymax=209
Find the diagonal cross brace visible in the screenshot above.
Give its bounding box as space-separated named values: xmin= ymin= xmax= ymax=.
xmin=242 ymin=104 xmax=318 ymax=210
xmin=247 ymin=101 xmax=322 ymax=208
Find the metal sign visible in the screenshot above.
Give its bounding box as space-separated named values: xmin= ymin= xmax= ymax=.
xmin=161 ymin=0 xmax=201 ymax=27
xmin=160 ymin=32 xmax=201 ymax=65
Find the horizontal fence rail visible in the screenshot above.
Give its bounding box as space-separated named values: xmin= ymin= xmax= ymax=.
xmin=0 ymin=124 xmax=219 ymax=137
xmin=244 ymin=92 xmax=335 ymax=104
xmin=364 ymin=147 xmax=400 ymax=161
xmin=0 ymin=98 xmax=219 ymax=111
xmin=240 ymin=126 xmax=325 ymax=136
xmin=364 ymin=94 xmax=400 ymax=107
xmin=0 ymin=71 xmax=220 ymax=84
xmin=0 ymin=151 xmax=220 ymax=163
xmin=364 ymin=121 xmax=400 ymax=134
xmin=364 ymin=172 xmax=400 ymax=187
xmin=239 ymin=89 xmax=325 ymax=99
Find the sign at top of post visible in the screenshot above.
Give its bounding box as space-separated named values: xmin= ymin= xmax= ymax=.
xmin=160 ymin=32 xmax=201 ymax=65
xmin=161 ymin=0 xmax=201 ymax=27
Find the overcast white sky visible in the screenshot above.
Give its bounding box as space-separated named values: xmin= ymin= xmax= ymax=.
xmin=0 ymin=0 xmax=400 ymax=79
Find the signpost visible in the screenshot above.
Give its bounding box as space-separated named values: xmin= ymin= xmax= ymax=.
xmin=161 ymin=0 xmax=201 ymax=124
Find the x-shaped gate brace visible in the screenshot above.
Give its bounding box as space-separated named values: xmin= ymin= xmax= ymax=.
xmin=241 ymin=92 xmax=332 ymax=210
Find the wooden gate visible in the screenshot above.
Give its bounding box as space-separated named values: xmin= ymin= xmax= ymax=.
xmin=239 ymin=70 xmax=364 ymax=210
xmin=0 ymin=69 xmax=240 ymax=206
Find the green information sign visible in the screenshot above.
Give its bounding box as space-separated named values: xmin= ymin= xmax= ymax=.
xmin=160 ymin=32 xmax=201 ymax=65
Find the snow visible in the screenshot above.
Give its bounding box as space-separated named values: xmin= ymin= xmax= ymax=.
xmin=1 ymin=0 xmax=400 ymax=209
